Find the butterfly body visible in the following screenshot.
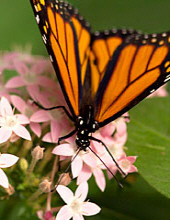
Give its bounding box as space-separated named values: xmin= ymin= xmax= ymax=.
xmin=75 ymin=105 xmax=99 ymax=150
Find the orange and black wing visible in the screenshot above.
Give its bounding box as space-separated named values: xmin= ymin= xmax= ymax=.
xmin=88 ymin=29 xmax=140 ymax=99
xmin=30 ymin=0 xmax=91 ymax=117
xmin=92 ymin=31 xmax=170 ymax=127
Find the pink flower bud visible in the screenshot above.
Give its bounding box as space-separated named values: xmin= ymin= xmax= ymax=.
xmin=39 ymin=179 xmax=51 ymax=193
xmin=31 ymin=146 xmax=44 ymax=161
xmin=57 ymin=173 xmax=71 ymax=186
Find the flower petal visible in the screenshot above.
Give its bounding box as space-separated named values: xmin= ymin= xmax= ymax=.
xmin=0 ymin=169 xmax=9 ymax=188
xmin=0 ymin=97 xmax=13 ymax=116
xmin=30 ymin=122 xmax=41 ymax=137
xmin=13 ymin=124 xmax=31 ymax=141
xmin=0 ymin=127 xmax=12 ymax=143
xmin=56 ymin=205 xmax=72 ymax=220
xmin=73 ymin=215 xmax=84 ymax=220
xmin=27 ymin=85 xmax=40 ymax=100
xmin=77 ymin=164 xmax=92 ymax=185
xmin=52 ymin=144 xmax=74 ymax=156
xmin=83 ymin=153 xmax=96 ymax=168
xmin=11 ymin=95 xmax=25 ymax=113
xmin=127 ymin=156 xmax=137 ymax=164
xmin=42 ymin=132 xmax=53 ymax=143
xmin=82 ymin=202 xmax=101 ymax=216
xmin=30 ymin=110 xmax=50 ymax=123
xmin=75 ymin=182 xmax=88 ymax=202
xmin=17 ymin=114 xmax=30 ymax=124
xmin=128 ymin=165 xmax=138 ymax=173
xmin=5 ymin=76 xmax=25 ymax=88
xmin=0 ymin=154 xmax=19 ymax=168
xmin=57 ymin=185 xmax=74 ymax=204
xmin=71 ymin=156 xmax=83 ymax=178
xmin=51 ymin=120 xmax=60 ymax=143
xmin=93 ymin=168 xmax=106 ymax=192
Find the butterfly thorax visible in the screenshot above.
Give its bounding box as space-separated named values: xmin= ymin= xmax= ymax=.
xmin=75 ymin=105 xmax=99 ymax=151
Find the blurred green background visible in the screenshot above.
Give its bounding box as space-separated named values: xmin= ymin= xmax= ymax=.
xmin=0 ymin=0 xmax=170 ymax=219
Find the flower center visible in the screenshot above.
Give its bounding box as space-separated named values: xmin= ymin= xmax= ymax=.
xmin=4 ymin=115 xmax=18 ymax=129
xmin=23 ymin=72 xmax=37 ymax=84
xmin=109 ymin=144 xmax=123 ymax=160
xmin=69 ymin=197 xmax=82 ymax=215
xmin=120 ymin=159 xmax=130 ymax=170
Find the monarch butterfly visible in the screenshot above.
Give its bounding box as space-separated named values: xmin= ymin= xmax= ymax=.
xmin=30 ymin=0 xmax=170 ymax=180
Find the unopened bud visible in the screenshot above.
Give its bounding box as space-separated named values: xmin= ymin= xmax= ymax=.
xmin=5 ymin=184 xmax=15 ymax=195
xmin=31 ymin=146 xmax=44 ymax=161
xmin=19 ymin=158 xmax=28 ymax=171
xmin=39 ymin=179 xmax=51 ymax=193
xmin=58 ymin=173 xmax=71 ymax=186
xmin=44 ymin=211 xmax=53 ymax=220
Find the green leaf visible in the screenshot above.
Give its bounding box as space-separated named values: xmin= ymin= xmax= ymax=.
xmin=88 ymin=174 xmax=170 ymax=220
xmin=127 ymin=96 xmax=170 ymax=198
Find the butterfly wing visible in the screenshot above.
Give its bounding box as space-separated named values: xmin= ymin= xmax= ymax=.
xmin=30 ymin=0 xmax=91 ymax=117
xmin=91 ymin=31 xmax=170 ymax=127
xmin=89 ymin=29 xmax=140 ymax=98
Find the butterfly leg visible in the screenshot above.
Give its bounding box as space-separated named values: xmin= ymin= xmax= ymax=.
xmin=89 ymin=136 xmax=126 ymax=177
xmin=58 ymin=129 xmax=77 ymax=145
xmin=33 ymin=101 xmax=74 ymax=121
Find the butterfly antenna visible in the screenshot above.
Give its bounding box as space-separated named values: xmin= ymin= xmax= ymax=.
xmin=87 ymin=146 xmax=123 ymax=189
xmin=89 ymin=136 xmax=126 ymax=177
xmin=51 ymin=148 xmax=81 ymax=192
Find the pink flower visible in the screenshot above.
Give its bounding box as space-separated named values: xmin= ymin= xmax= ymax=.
xmin=52 ymin=140 xmax=96 ymax=178
xmin=118 ymin=155 xmax=138 ymax=175
xmin=11 ymin=95 xmax=41 ymax=137
xmin=108 ymin=154 xmax=138 ymax=178
xmin=100 ymin=113 xmax=129 ymax=137
xmin=56 ymin=182 xmax=101 ymax=220
xmin=0 ymin=97 xmax=31 ymax=143
xmin=5 ymin=59 xmax=56 ymax=100
xmin=0 ymin=153 xmax=19 ymax=188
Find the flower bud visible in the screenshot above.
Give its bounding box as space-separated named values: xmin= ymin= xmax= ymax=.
xmin=31 ymin=146 xmax=44 ymax=161
xmin=44 ymin=211 xmax=53 ymax=220
xmin=19 ymin=158 xmax=28 ymax=171
xmin=39 ymin=179 xmax=51 ymax=193
xmin=58 ymin=173 xmax=71 ymax=186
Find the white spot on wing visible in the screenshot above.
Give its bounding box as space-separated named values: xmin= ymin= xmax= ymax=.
xmin=49 ymin=55 xmax=53 ymax=62
xmin=42 ymin=35 xmax=47 ymax=44
xmin=36 ymin=15 xmax=40 ymax=24
xmin=150 ymin=89 xmax=155 ymax=93
xmin=164 ymin=74 xmax=170 ymax=82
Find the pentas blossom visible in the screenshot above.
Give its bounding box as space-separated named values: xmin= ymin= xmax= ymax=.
xmin=0 ymin=97 xmax=31 ymax=143
xmin=5 ymin=59 xmax=56 ymax=100
xmin=0 ymin=51 xmax=167 ymax=219
xmin=0 ymin=153 xmax=19 ymax=188
xmin=56 ymin=182 xmax=101 ymax=220
xmin=52 ymin=117 xmax=137 ymax=192
xmin=107 ymin=154 xmax=138 ymax=179
xmin=30 ymin=86 xmax=72 ymax=143
xmin=11 ymin=95 xmax=41 ymax=137
xmin=53 ymin=138 xmax=96 ymax=179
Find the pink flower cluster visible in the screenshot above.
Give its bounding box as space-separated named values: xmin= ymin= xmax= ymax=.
xmin=0 ymin=51 xmax=167 ymax=220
